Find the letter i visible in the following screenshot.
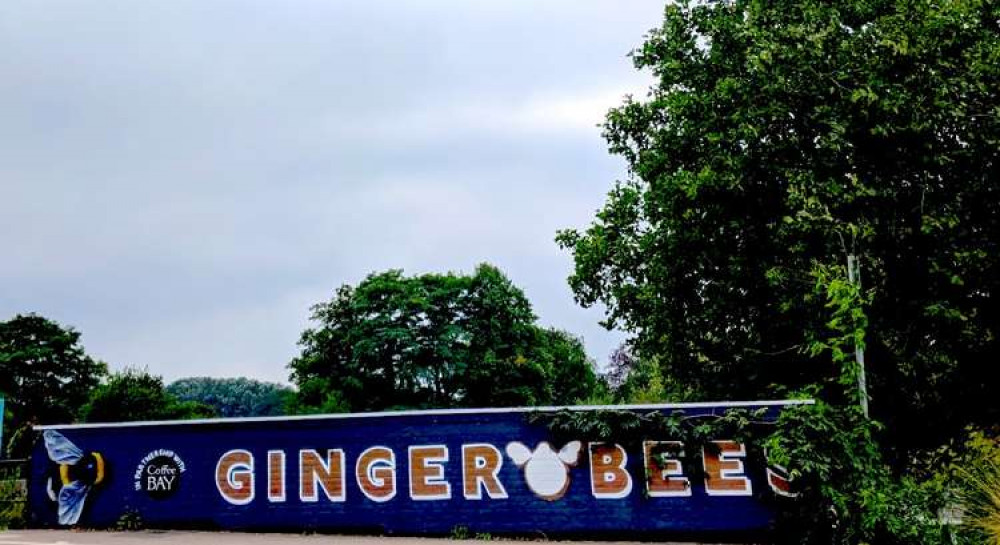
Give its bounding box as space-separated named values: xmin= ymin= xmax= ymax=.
xmin=268 ymin=450 xmax=286 ymax=502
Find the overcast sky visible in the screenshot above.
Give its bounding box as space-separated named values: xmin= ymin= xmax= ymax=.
xmin=0 ymin=1 xmax=662 ymax=384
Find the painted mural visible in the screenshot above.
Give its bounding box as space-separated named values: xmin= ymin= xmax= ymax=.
xmin=29 ymin=402 xmax=805 ymax=535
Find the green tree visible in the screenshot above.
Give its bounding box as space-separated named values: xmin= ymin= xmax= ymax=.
xmin=0 ymin=314 xmax=107 ymax=453
xmin=599 ymin=343 xmax=697 ymax=403
xmin=529 ymin=327 xmax=601 ymax=406
xmin=79 ymin=368 xmax=216 ymax=423
xmin=166 ymin=377 xmax=293 ymax=417
xmin=557 ymin=0 xmax=1000 ymax=458
xmin=289 ymin=264 xmax=598 ymax=412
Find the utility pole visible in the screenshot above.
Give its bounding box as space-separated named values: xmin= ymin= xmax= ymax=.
xmin=847 ymin=255 xmax=870 ymax=418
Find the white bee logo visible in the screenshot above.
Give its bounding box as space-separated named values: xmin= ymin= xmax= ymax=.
xmin=505 ymin=441 xmax=581 ymax=501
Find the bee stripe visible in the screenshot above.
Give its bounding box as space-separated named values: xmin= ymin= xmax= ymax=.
xmin=93 ymin=452 xmax=105 ymax=485
xmin=59 ymin=464 xmax=71 ymax=486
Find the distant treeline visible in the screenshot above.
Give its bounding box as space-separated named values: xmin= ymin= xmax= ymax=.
xmin=2 ymin=264 xmax=635 ymax=458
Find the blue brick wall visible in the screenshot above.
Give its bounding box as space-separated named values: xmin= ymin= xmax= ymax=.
xmin=28 ymin=403 xmax=795 ymax=535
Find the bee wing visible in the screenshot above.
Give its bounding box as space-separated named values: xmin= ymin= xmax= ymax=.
xmin=43 ymin=431 xmax=83 ymax=464
xmin=57 ymin=480 xmax=90 ymax=525
xmin=46 ymin=477 xmax=58 ymax=502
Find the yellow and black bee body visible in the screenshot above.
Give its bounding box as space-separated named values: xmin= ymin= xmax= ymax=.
xmin=42 ymin=430 xmax=106 ymax=525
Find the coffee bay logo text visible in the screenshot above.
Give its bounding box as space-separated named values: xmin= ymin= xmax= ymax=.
xmin=135 ymin=449 xmax=186 ymax=499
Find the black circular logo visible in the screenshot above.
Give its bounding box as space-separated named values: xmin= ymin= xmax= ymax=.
xmin=134 ymin=450 xmax=185 ymax=500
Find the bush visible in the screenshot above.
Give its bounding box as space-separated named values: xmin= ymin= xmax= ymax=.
xmin=959 ymin=459 xmax=1000 ymax=544
xmin=0 ymin=464 xmax=26 ymax=530
xmin=113 ymin=508 xmax=144 ymax=531
xmin=951 ymin=430 xmax=1000 ymax=544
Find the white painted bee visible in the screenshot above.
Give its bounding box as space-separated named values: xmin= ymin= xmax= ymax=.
xmin=505 ymin=441 xmax=581 ymax=501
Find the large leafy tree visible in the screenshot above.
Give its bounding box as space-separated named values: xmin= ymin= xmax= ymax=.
xmin=0 ymin=314 xmax=107 ymax=430
xmin=167 ymin=377 xmax=292 ymax=417
xmin=557 ymin=0 xmax=999 ymax=458
xmin=79 ymin=368 xmax=216 ymax=423
xmin=289 ymin=264 xmax=598 ymax=412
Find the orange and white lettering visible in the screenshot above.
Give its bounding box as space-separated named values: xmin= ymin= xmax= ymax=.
xmin=643 ymin=441 xmax=690 ymax=497
xmin=703 ymin=440 xmax=752 ymax=496
xmin=408 ymin=445 xmax=451 ymax=500
xmin=216 ymin=449 xmax=254 ymax=505
xmin=299 ymin=449 xmax=346 ymax=502
xmin=267 ymin=450 xmax=286 ymax=502
xmin=462 ymin=444 xmax=507 ymax=500
xmin=356 ymin=446 xmax=397 ymax=502
xmin=589 ymin=443 xmax=632 ymax=499
xmin=766 ymin=466 xmax=797 ymax=497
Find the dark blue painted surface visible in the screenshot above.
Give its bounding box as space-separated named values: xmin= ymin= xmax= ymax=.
xmin=28 ymin=404 xmax=794 ymax=534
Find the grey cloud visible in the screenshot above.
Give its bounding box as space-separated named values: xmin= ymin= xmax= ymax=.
xmin=0 ymin=0 xmax=663 ymax=382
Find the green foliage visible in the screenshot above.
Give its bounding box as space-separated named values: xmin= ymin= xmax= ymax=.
xmin=450 ymin=525 xmax=470 ymax=540
xmin=79 ymin=368 xmax=217 ymax=423
xmin=289 ymin=264 xmax=599 ymax=412
xmin=764 ymin=400 xmax=951 ymax=544
xmin=534 ymin=406 xmax=770 ymax=449
xmin=932 ymin=428 xmax=1000 ymax=480
xmin=537 ymin=258 xmax=953 ymax=543
xmin=284 ymin=378 xmax=350 ymax=415
xmin=958 ymin=458 xmax=1000 ymax=544
xmin=556 ymin=0 xmax=1000 ymax=539
xmin=557 ymin=0 xmax=1000 ymax=460
xmin=602 ymin=345 xmax=697 ymax=404
xmin=0 ymin=314 xmax=107 ymax=455
xmin=167 ymin=377 xmax=293 ymax=417
xmin=536 ymin=400 xmax=952 ymax=544
xmin=524 ymin=327 xmax=600 ymax=407
xmin=804 ymin=263 xmax=871 ymax=402
xmin=766 ymin=245 xmax=949 ymax=544
xmin=0 ymin=464 xmax=26 ymax=530
xmin=924 ymin=429 xmax=1000 ymax=544
xmin=113 ymin=508 xmax=144 ymax=531
xmin=170 ymin=400 xmax=217 ymax=420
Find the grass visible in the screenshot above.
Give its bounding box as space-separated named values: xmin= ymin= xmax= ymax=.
xmin=960 ymin=459 xmax=1000 ymax=544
